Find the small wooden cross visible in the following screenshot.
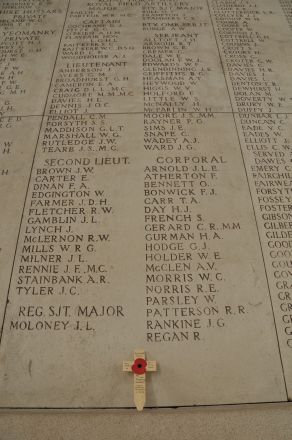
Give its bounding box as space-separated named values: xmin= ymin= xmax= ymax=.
xmin=123 ymin=349 xmax=157 ymax=411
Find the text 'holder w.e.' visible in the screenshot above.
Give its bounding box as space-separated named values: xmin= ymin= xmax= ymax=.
xmin=123 ymin=349 xmax=157 ymax=411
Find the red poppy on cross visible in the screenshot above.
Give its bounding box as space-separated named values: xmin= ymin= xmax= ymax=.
xmin=123 ymin=349 xmax=157 ymax=411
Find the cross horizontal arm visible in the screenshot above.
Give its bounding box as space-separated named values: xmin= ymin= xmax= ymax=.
xmin=123 ymin=360 xmax=157 ymax=372
xmin=146 ymin=361 xmax=157 ymax=372
xmin=123 ymin=361 xmax=132 ymax=372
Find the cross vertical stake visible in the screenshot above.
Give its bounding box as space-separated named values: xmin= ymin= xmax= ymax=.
xmin=123 ymin=349 xmax=157 ymax=411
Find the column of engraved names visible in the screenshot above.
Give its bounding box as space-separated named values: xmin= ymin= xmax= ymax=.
xmin=144 ymin=125 xmax=233 ymax=343
xmin=4 ymin=0 xmax=142 ymax=334
xmin=209 ymin=0 xmax=292 ymax=392
xmin=143 ymin=0 xmax=227 ymax=114
xmin=0 ymin=117 xmax=42 ymax=326
xmin=142 ymin=0 xmax=261 ymax=344
xmin=0 ymin=1 xmax=69 ymax=331
xmin=46 ymin=0 xmax=142 ymax=115
xmin=12 ymin=114 xmax=129 ymax=332
xmin=0 ymin=0 xmax=68 ymax=116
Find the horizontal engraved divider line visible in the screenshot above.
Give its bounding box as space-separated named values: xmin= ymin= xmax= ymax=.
xmin=0 ymin=399 xmax=289 ymax=411
xmin=1 ymin=111 xmax=292 ymax=119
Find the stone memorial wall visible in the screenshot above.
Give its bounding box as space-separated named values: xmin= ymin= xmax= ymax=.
xmin=0 ymin=0 xmax=291 ymax=409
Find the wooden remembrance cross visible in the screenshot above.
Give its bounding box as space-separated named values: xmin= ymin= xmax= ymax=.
xmin=123 ymin=349 xmax=157 ymax=411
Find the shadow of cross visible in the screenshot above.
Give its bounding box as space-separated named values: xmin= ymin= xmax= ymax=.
xmin=123 ymin=349 xmax=157 ymax=411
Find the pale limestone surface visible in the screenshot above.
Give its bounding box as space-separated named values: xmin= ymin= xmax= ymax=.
xmin=0 ymin=111 xmax=287 ymax=407
xmin=1 ymin=404 xmax=292 ymax=440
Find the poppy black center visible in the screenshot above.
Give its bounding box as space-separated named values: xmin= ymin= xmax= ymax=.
xmin=138 ymin=364 xmax=142 ymax=368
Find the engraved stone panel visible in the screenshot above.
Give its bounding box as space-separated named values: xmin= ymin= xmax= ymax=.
xmin=0 ymin=0 xmax=291 ymax=409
